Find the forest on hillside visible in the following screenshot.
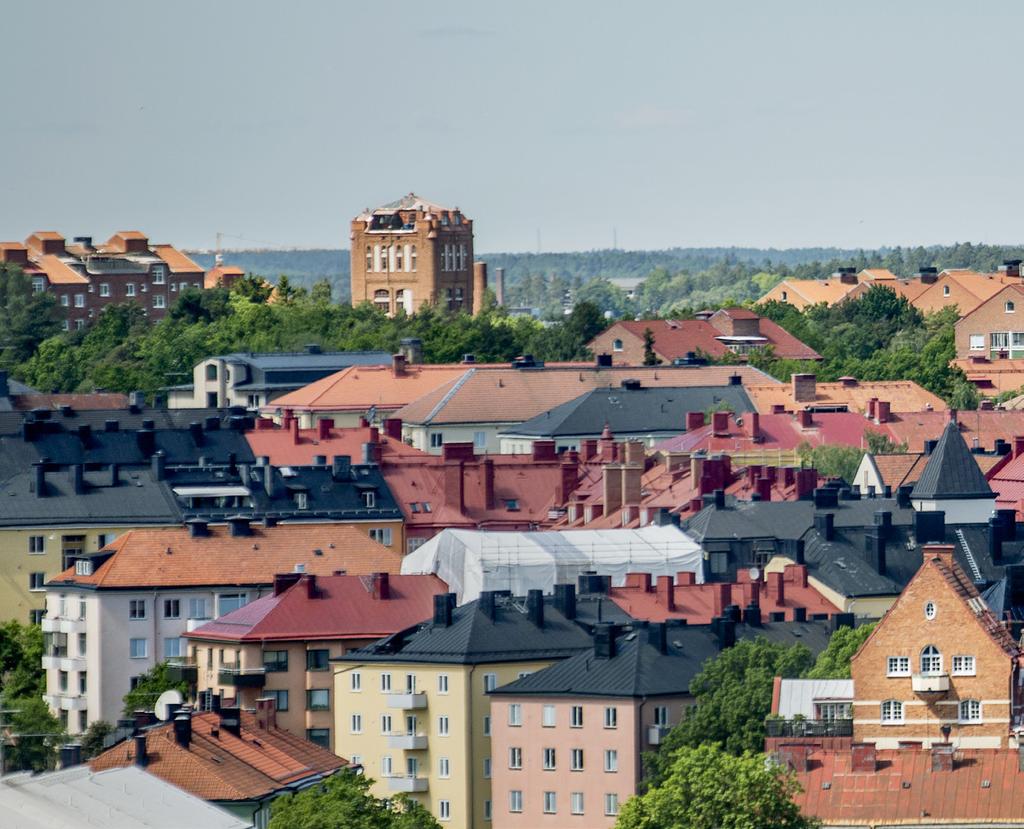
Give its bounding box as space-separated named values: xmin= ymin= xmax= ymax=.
xmin=192 ymin=241 xmax=1024 ymax=318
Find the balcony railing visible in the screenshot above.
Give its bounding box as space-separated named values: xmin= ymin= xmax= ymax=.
xmin=386 ymin=692 xmax=427 ymax=710
xmin=765 ymin=718 xmax=853 ymax=738
xmin=647 ymin=724 xmax=671 ymax=745
xmin=167 ymin=658 xmax=198 ymax=685
xmin=387 ymin=732 xmax=429 ymax=750
xmin=218 ymin=664 xmax=266 ymax=688
xmin=912 ymin=673 xmax=950 ymax=694
xmin=386 ymin=774 xmax=429 ymax=793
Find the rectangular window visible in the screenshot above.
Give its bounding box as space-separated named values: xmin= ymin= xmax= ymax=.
xmin=308 ymin=689 xmax=330 ymax=711
xmin=369 ymin=527 xmax=392 ymax=546
xmin=887 ymin=656 xmax=910 ymax=676
xmin=351 ymin=671 xmax=362 ymax=691
xmin=509 ymin=747 xmax=522 ymax=769
xmin=542 ymin=705 xmax=556 ymax=727
xmin=484 ymin=673 xmax=497 ymax=693
xmin=163 ymin=599 xmax=180 ymax=619
xmin=571 ymin=792 xmax=584 ymax=815
xmin=217 ymin=593 xmax=247 ymax=617
xmin=438 ymin=715 xmax=449 ymax=736
xmin=380 ymin=672 xmax=392 ymax=692
xmin=654 ymin=705 xmax=669 ymax=726
xmin=129 ymin=599 xmax=146 ymax=620
xmin=74 ymin=294 xmax=85 ymax=308
xmin=571 ymin=705 xmax=584 ymax=728
xmin=79 ymin=672 xmax=87 ymax=694
xmin=437 ymin=674 xmax=449 ymax=694
xmin=543 ymin=747 xmax=556 ymax=770
xmin=78 ymin=633 xmax=87 ymax=656
xmin=952 ymin=655 xmax=976 ymax=676
xmin=604 ymin=794 xmax=619 ymax=816
xmin=266 ymin=689 xmax=289 ymax=711
xmin=29 ymin=572 xmax=45 ymax=591
xmin=439 ymin=757 xmax=450 ymax=778
xmin=127 ymin=283 xmax=136 ymax=297
xmin=483 ymin=757 xmax=491 ymax=778
xmin=153 ymin=295 xmax=166 ymax=309
xmin=188 ymin=598 xmax=209 ymax=620
xmin=99 ymin=283 xmax=110 ymax=297
xmin=30 ymin=609 xmax=44 ymax=624
xmin=604 ymin=749 xmax=618 ymax=772
xmin=429 ymin=432 xmax=443 ymax=448
xmin=28 ymin=536 xmax=45 ymax=554
xmin=473 ymin=431 xmax=487 ymax=448
xmin=604 ymin=706 xmax=618 ymax=729
xmin=349 ymin=713 xmax=362 ymax=733
xmin=61 ymin=294 xmax=69 ymax=307
xmin=153 ymin=267 xmax=166 ymax=284
xmin=544 ymin=791 xmax=557 ymax=814
xmin=58 ymin=670 xmax=68 ymax=692
xmin=263 ymin=650 xmax=288 ymax=672
xmin=129 ymin=638 xmax=147 ymax=659
xmin=969 ymin=334 xmax=985 ymax=351
xmin=509 ymin=791 xmax=523 ymax=813
xmin=816 ymin=702 xmax=852 ymax=721
xmin=483 ymin=715 xmax=491 ymax=736
xmin=992 ymin=331 xmax=1010 ymax=350
xmin=163 ymin=638 xmax=183 ymax=659
xmin=307 ymin=649 xmax=329 ymax=671
xmin=306 ymin=728 xmax=330 ymax=747
xmin=405 ymin=674 xmax=417 ymax=693
xmin=508 ymin=704 xmax=522 ymax=726
xmin=381 ymin=755 xmax=392 ymax=777
xmin=381 ymin=714 xmax=392 ymax=734
xmin=363 ymin=491 xmax=376 ymax=509
xmin=571 ymin=748 xmax=584 ymax=771
xmin=439 ymin=800 xmax=451 ymax=821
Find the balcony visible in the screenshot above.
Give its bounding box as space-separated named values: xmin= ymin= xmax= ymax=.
xmin=218 ymin=664 xmax=266 ymax=688
xmin=912 ymin=673 xmax=950 ymax=694
xmin=185 ymin=617 xmax=213 ymax=633
xmin=386 ymin=692 xmax=427 ymax=710
xmin=42 ymin=654 xmax=86 ymax=672
xmin=647 ymin=725 xmax=671 ymax=745
xmin=167 ymin=658 xmax=198 ymax=685
xmin=386 ymin=774 xmax=429 ymax=793
xmin=388 ymin=732 xmax=429 ymax=750
xmin=42 ymin=617 xmax=87 ymax=635
xmin=765 ymin=718 xmax=854 ymax=738
xmin=44 ymin=693 xmax=88 ymax=712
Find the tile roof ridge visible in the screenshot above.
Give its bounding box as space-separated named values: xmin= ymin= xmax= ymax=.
xmin=422 ymin=368 xmax=476 ymax=424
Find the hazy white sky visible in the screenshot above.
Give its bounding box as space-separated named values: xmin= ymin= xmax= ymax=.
xmin=2 ymin=1 xmax=1022 ymax=252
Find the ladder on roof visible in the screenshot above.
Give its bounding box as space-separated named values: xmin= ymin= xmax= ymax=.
xmin=954 ymin=528 xmax=984 ymax=583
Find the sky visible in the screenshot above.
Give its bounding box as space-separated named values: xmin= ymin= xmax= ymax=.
xmin=2 ymin=1 xmax=1023 ymax=253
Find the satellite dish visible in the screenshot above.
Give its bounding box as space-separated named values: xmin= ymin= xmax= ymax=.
xmin=155 ymin=689 xmax=184 ymax=722
xmin=748 ymin=567 xmax=761 ymax=582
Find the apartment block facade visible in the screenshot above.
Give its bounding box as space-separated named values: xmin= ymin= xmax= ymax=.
xmin=349 ymin=194 xmax=475 ymax=316
xmin=955 ymin=284 xmax=1024 ymax=359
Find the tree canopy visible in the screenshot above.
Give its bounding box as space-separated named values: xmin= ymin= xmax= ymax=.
xmin=121 ymin=662 xmax=187 ymax=718
xmin=804 ymin=623 xmax=876 ymax=679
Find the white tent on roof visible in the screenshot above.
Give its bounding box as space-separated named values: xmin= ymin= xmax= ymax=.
xmin=400 ymin=524 xmax=704 ymax=604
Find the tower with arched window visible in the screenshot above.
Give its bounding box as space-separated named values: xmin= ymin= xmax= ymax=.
xmin=350 ymin=194 xmax=476 ymax=317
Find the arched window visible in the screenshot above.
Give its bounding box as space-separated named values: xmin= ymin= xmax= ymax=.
xmin=373 ymin=289 xmax=390 ymax=310
xmin=781 ymin=291 xmax=788 ymax=302
xmin=613 ymin=339 xmax=624 ymax=352
xmin=958 ymin=699 xmax=981 ymax=723
xmin=920 ymin=645 xmax=942 ymax=675
xmin=1007 ymin=301 xmax=1016 ymax=313
xmin=880 ymin=699 xmax=903 ymax=723
xmin=205 ymin=364 xmax=218 ymax=381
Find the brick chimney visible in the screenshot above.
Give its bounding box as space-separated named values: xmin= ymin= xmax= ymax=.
xmin=255 ymin=697 xmax=278 ymax=730
xmin=797 ymin=409 xmax=813 ymax=428
xmin=766 ymin=571 xmax=785 ymax=605
xmin=746 ymin=412 xmax=761 ymax=442
xmin=443 ymin=461 xmax=464 ymax=514
xmin=557 ymin=458 xmax=577 ymax=504
xmin=532 ymin=441 xmax=557 ymax=462
xmin=756 ymin=477 xmax=772 ymax=502
xmin=392 ymin=353 xmax=407 ymax=377
xmin=625 ymin=572 xmax=652 ymax=590
xmin=712 ymin=411 xmax=730 ymax=436
xmin=851 ymin=743 xmax=877 ymax=772
xmin=875 ymin=401 xmax=891 ymax=424
xmin=383 ymin=418 xmax=403 ymax=440
xmin=482 ymin=458 xmax=495 ymax=510
xmin=622 ymin=464 xmax=643 ymax=505
xmin=792 ymin=373 xmax=817 ymax=403
xmin=686 ymin=411 xmax=705 ymax=431
xmin=711 ymin=583 xmax=729 ymax=618
xmin=603 ymin=465 xmax=623 ymax=512
xmin=1015 ymin=435 xmax=1024 ymax=459
xmin=624 ymin=441 xmax=645 ymax=465
xmin=655 ymin=575 xmax=676 ymax=611
xmin=317 ymin=418 xmax=333 ymax=440
xmin=371 ymin=571 xmax=390 ymax=600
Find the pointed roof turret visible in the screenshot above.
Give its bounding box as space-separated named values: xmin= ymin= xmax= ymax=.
xmin=910 ymin=419 xmax=994 ymax=500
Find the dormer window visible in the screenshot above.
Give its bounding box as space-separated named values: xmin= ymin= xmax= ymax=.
xmin=74 ymin=559 xmax=93 ymax=576
xmin=1007 ymin=301 xmax=1016 ymax=313
xmin=294 ymin=491 xmax=308 ymax=510
xmin=362 ymin=490 xmax=376 ymax=508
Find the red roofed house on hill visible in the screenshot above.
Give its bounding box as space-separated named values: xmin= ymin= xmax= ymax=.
xmin=185 ymin=571 xmax=447 ymax=751
xmin=587 ymin=310 xmax=822 ymax=366
xmin=91 ymin=705 xmax=345 ymax=828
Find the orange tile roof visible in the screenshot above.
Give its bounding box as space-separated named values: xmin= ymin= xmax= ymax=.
xmin=770 ymin=278 xmax=862 ymax=306
xmin=91 ymin=711 xmax=345 ymax=801
xmin=743 ymin=379 xmax=947 ymax=415
xmin=28 ymin=231 xmax=64 ymax=241
xmin=266 ymin=363 xmax=470 ymax=413
xmin=205 ymin=265 xmax=245 ymax=289
xmin=246 ymin=423 xmax=424 ymax=465
xmin=859 ymin=268 xmax=898 ymax=280
xmin=396 ymin=365 xmax=775 ymax=425
xmin=884 ymin=279 xmax=929 ymax=302
xmin=35 ymin=254 xmax=88 ymax=285
xmin=152 ymin=244 xmax=203 ymax=274
xmin=867 ymin=453 xmax=928 ymax=489
xmin=48 ymin=524 xmax=403 ymax=590
xmin=885 ymin=410 xmax=1024 ymax=452
xmin=955 ymin=357 xmax=1024 ymax=394
xmin=113 ymin=230 xmax=148 ymax=240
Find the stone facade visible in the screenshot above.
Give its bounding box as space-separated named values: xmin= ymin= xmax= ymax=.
xmin=850 ymin=545 xmax=1020 ymax=749
xmin=350 ymin=194 xmax=475 ymax=316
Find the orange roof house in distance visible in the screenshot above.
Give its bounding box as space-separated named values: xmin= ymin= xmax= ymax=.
xmin=204 ymin=264 xmax=246 ymax=289
xmin=757 ymin=267 xmax=880 ymax=309
xmin=247 ymin=416 xmax=424 ymax=466
xmin=91 ymin=705 xmax=345 ymax=827
xmin=743 ymin=372 xmax=947 ymax=415
xmin=43 ymin=522 xmax=404 ymax=727
xmin=185 ymin=571 xmax=447 ymax=750
xmin=588 ymin=311 xmax=821 ymax=366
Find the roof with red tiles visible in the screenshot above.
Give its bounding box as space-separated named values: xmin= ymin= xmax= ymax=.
xmin=47 ymin=524 xmax=403 ymax=590
xmin=35 ymin=254 xmax=88 ymax=285
xmin=152 ymin=244 xmax=203 ymax=274
xmin=246 ymin=421 xmax=424 ymax=466
xmin=886 ymin=410 xmax=1024 ymax=453
xmin=954 ymin=357 xmax=1024 ymax=394
xmin=608 ymin=564 xmax=838 ymax=624
xmin=792 ymin=747 xmax=1024 ymax=825
xmin=744 ymin=379 xmax=947 ymax=415
xmin=91 ymin=711 xmax=345 ymax=802
xmin=187 ymin=573 xmax=446 ymax=642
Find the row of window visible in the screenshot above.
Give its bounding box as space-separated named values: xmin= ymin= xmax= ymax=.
xmin=129 ymin=637 xmax=185 ymax=659
xmin=508 ymin=790 xmax=619 ymax=817
xmin=259 ymin=688 xmax=330 ymax=711
xmin=886 ymin=649 xmax=974 ymax=676
xmin=263 ymin=650 xmax=330 ymax=672
xmin=124 ymin=595 xmax=243 ymax=621
xmin=880 ymin=698 xmax=983 ymax=723
xmin=441 ymin=244 xmax=468 ymax=272
xmin=507 ymin=702 xmax=618 ymax=728
xmin=56 ymin=669 xmax=87 ymax=695
xmin=349 ymin=671 xmax=450 ymax=694
xmin=969 ymin=331 xmax=1024 ymax=351
xmin=507 ymin=746 xmax=619 ymax=772
xmin=366 ymin=244 xmax=418 ymax=274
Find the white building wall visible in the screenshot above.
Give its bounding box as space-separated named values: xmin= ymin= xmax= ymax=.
xmin=912 ymin=497 xmax=996 ymax=525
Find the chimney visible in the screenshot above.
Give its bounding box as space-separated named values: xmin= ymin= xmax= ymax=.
xmin=173 ymin=711 xmax=192 ymax=748
xmin=655 ymin=575 xmax=676 ymax=611
xmin=603 ymin=464 xmax=623 ymax=512
xmin=383 ymin=418 xmax=402 ymax=440
xmin=60 ymin=743 xmax=82 ymax=769
xmin=443 ymin=460 xmax=465 ymax=514
xmin=526 ymin=588 xmax=545 ymax=627
xmin=479 ymin=590 xmax=498 ymax=621
xmin=865 ymin=531 xmax=886 ymax=574
xmin=593 ymin=624 xmax=616 ymax=659
xmin=622 ymin=464 xmax=642 ymax=506
xmin=532 ymin=440 xmax=557 ymax=462
xmin=713 ymin=489 xmax=726 ymax=510
xmin=685 ymin=411 xmax=705 ymax=431
xmin=133 ymin=735 xmax=148 ymax=767
xmin=399 ymin=337 xmax=423 ymax=365
xmin=478 ymin=457 xmax=496 ymax=510
xmin=796 ymin=469 xmax=817 ymax=500
xmin=151 ymin=451 xmax=166 ymax=481
xmin=875 ymin=401 xmax=891 ymax=424
xmin=797 ymin=409 xmax=813 ymax=428
xmin=711 ymin=583 xmax=730 ymax=618
xmin=273 ymin=572 xmax=302 ymax=595
xmin=756 ymin=477 xmax=772 ymax=502
xmin=255 ymin=697 xmax=277 ymax=731
xmin=914 ymin=511 xmax=946 ymax=544
xmin=219 ymin=706 xmax=241 ymax=738
xmin=712 ymin=411 xmax=730 ymax=436
xmin=472 ymin=261 xmax=487 ymax=314
xmin=747 ymin=412 xmax=761 ymax=442
xmin=371 ymin=571 xmax=390 ymax=600
xmin=228 ymin=516 xmax=251 ymax=537
xmin=189 ymin=421 xmax=204 ymax=446
xmin=69 ymin=464 xmax=85 ymax=495
xmin=813 ymin=487 xmax=839 ymax=509
xmin=715 ymin=618 xmax=736 ymax=649
xmin=791 ymin=373 xmax=817 ymax=403
xmin=851 ymin=743 xmax=877 ymax=773
xmin=553 ymin=583 xmax=577 ymax=620
xmin=814 ymin=512 xmax=835 ymax=540
xmin=556 ymin=458 xmax=576 ymax=504
xmin=392 ymin=353 xmax=407 ymax=377
xmin=262 ymin=464 xmax=278 ymax=498
xmin=495 ymin=267 xmax=506 ymax=305
xmin=648 ymin=622 xmax=669 ymax=653
xmin=766 ymin=571 xmax=785 ymax=605
xmin=1015 ymin=436 xmax=1024 ymax=459
xmin=137 ymin=427 xmax=156 ymax=457
xmin=434 ymin=593 xmax=455 ymax=626
xmin=331 ymin=455 xmax=351 ymax=481
xmin=990 ymin=516 xmax=1003 ymax=562
xmin=32 ymin=461 xmax=46 ymax=497
xmin=931 ymin=743 xmax=955 ymax=772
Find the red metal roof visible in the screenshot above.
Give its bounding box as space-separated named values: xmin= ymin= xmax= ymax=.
xmin=246 ymin=421 xmax=423 ymax=466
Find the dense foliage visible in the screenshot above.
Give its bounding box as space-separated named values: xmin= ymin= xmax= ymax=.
xmin=0 ymin=263 xmax=63 ymax=369
xmin=804 ymin=624 xmax=876 ymax=680
xmin=121 ymin=662 xmax=187 ymax=717
xmin=0 ymin=620 xmax=44 ymax=701
xmin=269 ymin=768 xmax=441 ymax=829
xmin=3 ymin=696 xmax=66 ymax=772
xmin=617 ymin=744 xmax=818 ymax=829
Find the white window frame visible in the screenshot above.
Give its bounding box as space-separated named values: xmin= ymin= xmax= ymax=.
xmin=439 ymin=800 xmax=451 ymax=821
xmin=129 ymin=638 xmax=148 ymax=659
xmin=881 ymin=699 xmax=904 ymax=723
xmin=127 ymin=283 xmax=136 ymax=297
xmin=351 ymin=671 xmax=362 ymax=691
xmin=380 ymin=672 xmax=392 ymax=692
xmin=508 ymin=746 xmax=522 ymax=769
xmin=920 ymin=645 xmax=943 ymax=675
xmin=959 ymin=698 xmax=982 ymax=723
xmin=969 ymin=334 xmax=985 ymax=351
xmin=438 ymin=757 xmax=450 ymax=778
xmin=543 ymin=747 xmax=556 ymax=770
xmin=509 ymin=790 xmax=523 ymax=813
xmin=952 ymin=655 xmax=976 ymax=676
xmin=508 ymin=704 xmax=522 ymax=726
xmin=604 ymin=749 xmax=618 ymax=772
xmin=604 ymin=706 xmax=618 ymax=729
xmin=437 ymin=674 xmax=449 ymax=694
xmin=571 ymin=705 xmax=583 ymax=728
xmin=99 ymin=283 xmax=110 ymax=297
xmin=543 ymin=791 xmax=556 ymax=814
xmin=571 ymin=748 xmax=584 ymax=771
xmin=153 ymin=295 xmax=166 ymax=309
xmin=887 ymin=656 xmax=910 ymax=676
xmin=542 ymin=705 xmax=556 ymax=727
xmin=571 ymin=792 xmax=584 ymax=815
xmin=604 ymin=793 xmax=619 ymax=817
xmin=350 ymin=713 xmax=363 ymax=733
xmin=437 ymin=715 xmax=449 ymax=736
xmin=28 ymin=535 xmax=45 ymax=554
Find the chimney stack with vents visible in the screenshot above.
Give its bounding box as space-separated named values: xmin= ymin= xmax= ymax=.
xmin=434 ymin=593 xmax=455 ymax=626
xmin=594 ymin=624 xmax=616 ymax=659
xmin=792 ymin=373 xmax=817 ymax=403
xmin=134 ymin=735 xmax=148 ymax=767
xmin=173 ymin=710 xmax=191 ymax=748
xmin=648 ymin=622 xmax=668 ymax=653
xmin=479 ymin=590 xmax=497 ymax=621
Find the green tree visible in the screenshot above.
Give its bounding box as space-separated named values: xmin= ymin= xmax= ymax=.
xmin=121 ymin=662 xmax=187 ymax=717
xmin=231 ymin=273 xmax=274 ymax=303
xmin=617 ymin=744 xmax=817 ymax=829
xmin=80 ymin=720 xmax=115 ymax=759
xmin=4 ymin=696 xmax=66 ymax=772
xmin=269 ymin=768 xmax=441 ymax=829
xmin=642 ymin=327 xmax=661 ymax=365
xmin=0 ymin=620 xmax=44 ymax=700
xmin=646 ymin=638 xmax=813 ymax=784
xmin=796 ymin=442 xmax=864 ymax=483
xmin=804 ymin=623 xmax=876 ymax=679
xmin=0 ymin=263 xmax=64 ymax=366
xmin=864 ymin=431 xmax=908 ymax=455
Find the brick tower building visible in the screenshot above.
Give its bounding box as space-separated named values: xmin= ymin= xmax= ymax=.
xmin=350 ymin=194 xmax=477 ymax=316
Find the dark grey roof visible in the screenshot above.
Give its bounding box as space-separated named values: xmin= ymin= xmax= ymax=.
xmin=911 ymin=421 xmax=995 ymax=500
xmin=502 ymin=385 xmax=754 ymax=438
xmin=336 ymin=593 xmax=594 ymax=666
xmin=491 ymin=619 xmax=836 ymax=698
xmin=219 ymin=351 xmax=390 ymax=390
xmin=0 ymin=407 xmax=241 ymax=437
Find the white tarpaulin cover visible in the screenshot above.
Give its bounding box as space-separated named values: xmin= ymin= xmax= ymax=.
xmin=401 ymin=524 xmax=704 ymax=604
